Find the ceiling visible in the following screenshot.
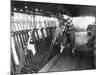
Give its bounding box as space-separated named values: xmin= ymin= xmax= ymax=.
xmin=11 ymin=0 xmax=96 ymax=17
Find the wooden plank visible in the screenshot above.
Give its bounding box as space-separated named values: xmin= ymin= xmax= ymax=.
xmin=48 ymin=50 xmax=78 ymax=72
xmin=48 ymin=49 xmax=94 ymax=72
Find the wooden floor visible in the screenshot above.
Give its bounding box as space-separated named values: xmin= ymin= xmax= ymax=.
xmin=39 ymin=47 xmax=95 ymax=73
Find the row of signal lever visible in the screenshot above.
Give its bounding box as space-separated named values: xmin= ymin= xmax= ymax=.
xmin=11 ymin=12 xmax=58 ymax=74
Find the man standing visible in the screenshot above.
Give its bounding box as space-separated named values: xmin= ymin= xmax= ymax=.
xmin=55 ymin=14 xmax=75 ymax=55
